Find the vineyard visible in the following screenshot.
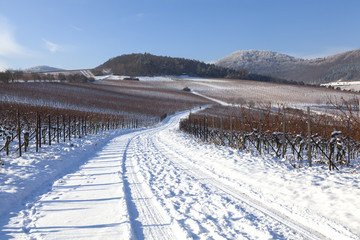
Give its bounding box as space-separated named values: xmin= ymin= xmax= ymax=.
xmin=0 ymin=82 xmax=211 ymax=165
xmin=0 ymin=102 xmax=143 ymax=162
xmin=180 ymin=102 xmax=360 ymax=171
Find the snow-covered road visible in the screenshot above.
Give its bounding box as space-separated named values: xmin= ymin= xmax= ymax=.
xmin=1 ymin=110 xmax=359 ymax=239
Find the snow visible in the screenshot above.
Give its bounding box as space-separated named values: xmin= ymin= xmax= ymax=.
xmin=98 ymin=75 xmax=229 ymax=82
xmin=321 ymin=81 xmax=360 ymax=91
xmin=191 ymin=90 xmax=231 ymax=106
xmin=321 ymin=81 xmax=360 ymax=87
xmin=97 ymin=75 xmax=175 ymax=82
xmin=0 ymin=109 xmax=359 ymax=239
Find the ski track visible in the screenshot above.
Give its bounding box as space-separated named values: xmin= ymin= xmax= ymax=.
xmin=1 ymin=109 xmax=358 ymax=239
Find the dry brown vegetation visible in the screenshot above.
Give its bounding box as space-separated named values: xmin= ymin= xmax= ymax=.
xmin=187 ymin=103 xmax=360 ymax=141
xmin=0 ymin=81 xmax=210 ymax=158
xmin=0 ymin=82 xmax=209 ymax=119
xmin=180 ymin=98 xmax=360 ymax=170
xmin=101 ymin=77 xmax=360 ymax=107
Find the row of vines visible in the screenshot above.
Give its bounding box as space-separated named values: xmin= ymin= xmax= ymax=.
xmin=0 ymin=102 xmax=143 ymax=163
xmin=180 ymin=103 xmax=360 ymax=171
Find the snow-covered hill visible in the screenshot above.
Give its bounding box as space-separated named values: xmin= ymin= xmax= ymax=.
xmin=215 ymin=49 xmax=360 ymax=84
xmin=215 ymin=50 xmax=305 ymax=74
xmin=25 ymin=65 xmax=65 ymax=73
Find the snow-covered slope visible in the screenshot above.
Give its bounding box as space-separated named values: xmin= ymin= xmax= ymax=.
xmin=216 ymin=49 xmax=360 ymax=84
xmin=215 ymin=50 xmax=305 ymax=74
xmin=25 ymin=65 xmax=65 ymax=73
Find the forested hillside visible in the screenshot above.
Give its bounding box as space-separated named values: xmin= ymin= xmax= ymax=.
xmin=216 ymin=49 xmax=360 ymax=84
xmin=95 ymin=53 xmax=295 ymax=84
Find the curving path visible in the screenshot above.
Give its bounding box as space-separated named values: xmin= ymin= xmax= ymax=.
xmin=2 ymin=109 xmax=357 ymax=239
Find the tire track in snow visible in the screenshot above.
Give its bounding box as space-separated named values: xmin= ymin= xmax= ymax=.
xmin=121 ymin=132 xmax=186 ymax=240
xmin=153 ymin=134 xmax=329 ymax=240
xmin=121 ymin=139 xmax=145 ymax=240
xmin=128 ymin=112 xmax=330 ymax=239
xmin=132 ymin=136 xmax=244 ymax=239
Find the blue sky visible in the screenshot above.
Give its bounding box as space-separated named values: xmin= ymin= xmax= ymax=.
xmin=0 ymin=0 xmax=360 ymax=70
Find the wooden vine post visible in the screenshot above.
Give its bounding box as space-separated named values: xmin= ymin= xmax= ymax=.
xmin=57 ymin=116 xmax=60 ymax=143
xmin=347 ymin=120 xmax=350 ymax=166
xmin=48 ymin=115 xmax=51 ymax=146
xmin=38 ymin=114 xmax=42 ymax=148
xmin=17 ymin=109 xmax=22 ymax=157
xmin=282 ymin=110 xmax=286 ymax=158
xmin=68 ymin=116 xmax=71 ymax=141
xmin=77 ymin=116 xmax=80 ymax=137
xmin=63 ymin=115 xmax=66 ymax=143
xmin=307 ymin=107 xmax=312 ymax=167
xmin=230 ymin=116 xmax=233 ymax=147
xmin=36 ymin=112 xmax=39 ymax=152
xmin=258 ymin=112 xmax=263 ymax=155
xmin=84 ymin=116 xmax=87 ymax=136
xmin=241 ymin=114 xmax=245 ymax=150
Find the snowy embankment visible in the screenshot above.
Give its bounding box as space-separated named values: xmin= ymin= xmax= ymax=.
xmin=0 ymin=128 xmax=138 ymax=238
xmin=0 ymin=109 xmax=359 ymax=239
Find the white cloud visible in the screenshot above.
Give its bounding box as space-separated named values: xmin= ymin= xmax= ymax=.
xmin=71 ymin=24 xmax=83 ymax=32
xmin=121 ymin=13 xmax=145 ymax=23
xmin=0 ymin=15 xmax=24 ymax=56
xmin=294 ymin=47 xmax=356 ymax=60
xmin=0 ymin=59 xmax=8 ymax=71
xmin=43 ymin=39 xmax=61 ymax=53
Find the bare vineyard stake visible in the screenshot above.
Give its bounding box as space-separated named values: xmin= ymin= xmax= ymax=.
xmin=5 ymin=136 xmax=10 ymax=155
xmin=204 ymin=118 xmax=207 ymax=141
xmin=24 ymin=132 xmax=29 ymax=152
xmin=307 ymin=107 xmax=312 ymax=167
xmin=347 ymin=120 xmax=350 ymax=166
xmin=241 ymin=114 xmax=245 ymax=149
xmin=36 ymin=112 xmax=39 ymax=152
xmin=17 ymin=109 xmax=22 ymax=157
xmin=39 ymin=115 xmax=42 ymax=148
xmin=73 ymin=116 xmax=76 ymax=138
xmin=205 ymin=117 xmax=208 ymax=141
xmin=68 ymin=116 xmax=71 ymax=141
xmin=78 ymin=116 xmax=81 ymax=138
xmin=258 ymin=112 xmax=263 ymax=155
xmin=230 ymin=116 xmax=233 ymax=147
xmin=85 ymin=116 xmax=87 ymax=135
xmin=323 ymin=118 xmax=327 ymax=160
xmin=80 ymin=116 xmax=83 ymax=136
xmin=63 ymin=115 xmax=66 ymax=142
xmin=57 ymin=116 xmax=60 ymax=143
xmin=48 ymin=115 xmax=51 ymax=146
xmin=282 ymin=111 xmax=286 ymax=158
xmin=220 ymin=117 xmax=224 ymax=144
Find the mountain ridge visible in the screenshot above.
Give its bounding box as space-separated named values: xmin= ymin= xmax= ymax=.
xmin=95 ymin=53 xmax=296 ymax=84
xmin=25 ymin=65 xmax=65 ymax=73
xmin=215 ymin=49 xmax=360 ymax=84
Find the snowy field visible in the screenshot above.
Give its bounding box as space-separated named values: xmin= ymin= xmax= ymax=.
xmin=321 ymin=80 xmax=360 ymax=92
xmin=101 ymin=76 xmax=360 ymax=108
xmin=1 ymin=109 xmax=359 ymax=239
